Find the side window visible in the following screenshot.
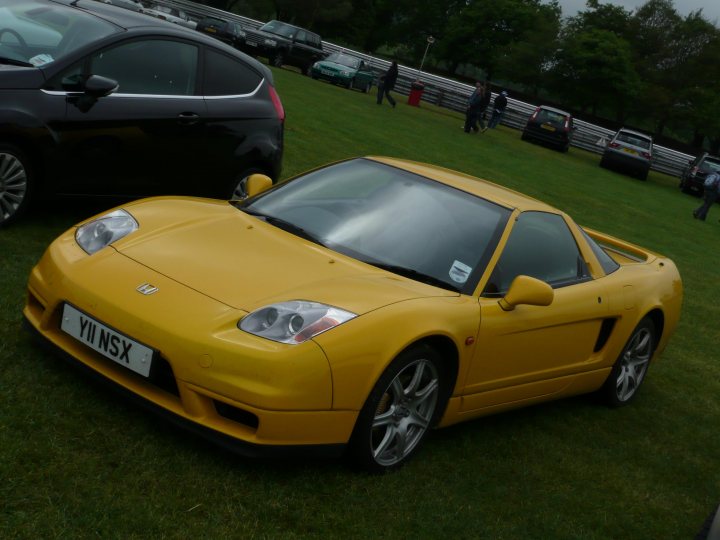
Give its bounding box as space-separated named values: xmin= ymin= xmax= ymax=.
xmin=203 ymin=49 xmax=262 ymax=96
xmin=484 ymin=211 xmax=589 ymax=296
xmin=90 ymin=40 xmax=198 ymax=95
xmin=294 ymin=30 xmax=307 ymax=44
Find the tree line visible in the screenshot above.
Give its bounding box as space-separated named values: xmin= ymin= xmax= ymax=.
xmin=200 ymin=0 xmax=720 ymax=152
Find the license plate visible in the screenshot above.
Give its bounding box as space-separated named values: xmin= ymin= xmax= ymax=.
xmin=60 ymin=304 xmax=154 ymax=377
xmin=622 ymin=147 xmax=638 ymax=155
xmin=206 ymin=27 xmax=217 ymax=33
xmin=541 ymin=124 xmax=556 ymax=132
xmin=321 ymin=69 xmax=334 ymax=76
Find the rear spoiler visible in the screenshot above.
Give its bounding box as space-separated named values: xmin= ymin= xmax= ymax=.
xmin=583 ymin=227 xmax=656 ymax=264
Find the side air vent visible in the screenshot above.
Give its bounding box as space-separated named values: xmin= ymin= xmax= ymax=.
xmin=594 ymin=318 xmax=618 ymax=352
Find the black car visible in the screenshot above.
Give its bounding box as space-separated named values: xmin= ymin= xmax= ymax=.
xmin=679 ymin=152 xmax=720 ymax=196
xmin=521 ymin=106 xmax=574 ymax=152
xmin=195 ymin=16 xmax=244 ymax=46
xmin=237 ymin=20 xmax=324 ymax=74
xmin=0 ymin=0 xmax=284 ymax=226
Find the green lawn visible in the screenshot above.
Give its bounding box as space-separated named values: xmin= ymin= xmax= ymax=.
xmin=1 ymin=67 xmax=718 ymax=539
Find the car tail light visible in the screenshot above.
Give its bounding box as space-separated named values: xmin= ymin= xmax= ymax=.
xmin=563 ymin=117 xmax=570 ymax=131
xmin=269 ymin=85 xmax=285 ymax=123
xmin=641 ymin=152 xmax=651 ymax=159
xmin=530 ymin=107 xmax=540 ymax=121
xmin=609 ymin=142 xmax=620 ymax=148
xmin=690 ymin=166 xmax=699 ymax=175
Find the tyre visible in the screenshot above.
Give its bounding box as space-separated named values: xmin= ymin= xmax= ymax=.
xmin=303 ymin=63 xmax=313 ymax=76
xmin=228 ymin=167 xmax=267 ymax=200
xmin=600 ymin=317 xmax=655 ymax=407
xmin=271 ymin=52 xmax=284 ymax=68
xmin=349 ymin=344 xmax=447 ymax=473
xmin=347 ymin=78 xmax=354 ymax=90
xmin=362 ymin=82 xmax=370 ymax=94
xmin=561 ymin=143 xmax=570 ymax=153
xmin=638 ymin=167 xmax=649 ymax=181
xmin=521 ymin=131 xmax=530 ymax=142
xmin=0 ymin=144 xmax=33 ymax=227
xmin=599 ymin=155 xmax=610 ymax=169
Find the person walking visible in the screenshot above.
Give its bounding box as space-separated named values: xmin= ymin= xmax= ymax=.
xmin=377 ymin=61 xmax=398 ymax=108
xmin=488 ymin=90 xmax=508 ymax=129
xmin=463 ymin=82 xmax=484 ymax=133
xmin=477 ymin=84 xmax=491 ymax=132
xmin=693 ymin=172 xmax=720 ymax=221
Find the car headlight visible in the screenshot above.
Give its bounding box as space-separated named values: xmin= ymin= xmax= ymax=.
xmin=341 ymin=70 xmax=351 ymax=77
xmin=239 ymin=301 xmax=356 ymax=344
xmin=264 ymin=39 xmax=277 ymax=47
xmin=313 ymin=62 xmax=320 ymax=69
xmin=237 ymin=30 xmax=246 ymax=37
xmin=75 ymin=209 xmax=138 ymax=254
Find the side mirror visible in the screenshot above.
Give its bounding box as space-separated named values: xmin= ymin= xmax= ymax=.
xmin=245 ymin=173 xmax=273 ymax=198
xmin=84 ymin=75 xmax=118 ymax=98
xmin=498 ymin=275 xmax=554 ymax=311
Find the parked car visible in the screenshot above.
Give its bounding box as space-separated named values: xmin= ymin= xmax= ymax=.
xmin=24 ymin=156 xmax=682 ymax=472
xmin=237 ymin=20 xmax=324 ymax=74
xmin=195 ymin=16 xmax=244 ymax=47
xmin=679 ymin=152 xmax=720 ymax=195
xmin=0 ymin=0 xmax=284 ymax=226
xmin=142 ymin=4 xmax=196 ymax=30
xmin=311 ymin=52 xmax=373 ymax=92
xmin=521 ymin=106 xmax=575 ymax=152
xmin=600 ymin=128 xmax=654 ymax=180
xmin=101 ymin=0 xmax=144 ymax=13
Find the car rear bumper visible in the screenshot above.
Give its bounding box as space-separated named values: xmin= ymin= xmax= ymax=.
xmin=523 ymin=125 xmax=570 ymax=148
xmin=602 ymin=150 xmax=650 ymax=173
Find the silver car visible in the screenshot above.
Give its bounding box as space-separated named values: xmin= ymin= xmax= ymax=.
xmin=600 ymin=128 xmax=653 ymax=180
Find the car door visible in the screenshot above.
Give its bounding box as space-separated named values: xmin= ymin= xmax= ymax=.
xmin=288 ymin=30 xmax=310 ymax=67
xmin=461 ymin=211 xmax=610 ymax=411
xmin=48 ymin=38 xmax=205 ymax=197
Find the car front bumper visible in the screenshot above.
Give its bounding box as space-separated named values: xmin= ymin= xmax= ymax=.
xmin=23 ymin=235 xmax=358 ymax=455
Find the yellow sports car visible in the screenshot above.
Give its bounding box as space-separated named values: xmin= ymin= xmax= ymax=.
xmin=24 ymin=157 xmax=682 ymax=471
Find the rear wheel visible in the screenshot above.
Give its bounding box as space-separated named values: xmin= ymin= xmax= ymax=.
xmin=638 ymin=167 xmax=649 ymax=181
xmin=349 ymin=344 xmax=447 ymax=473
xmin=601 ymin=317 xmax=655 ymax=407
xmin=599 ymin=155 xmax=610 ymax=169
xmin=0 ymin=144 xmax=33 ymax=227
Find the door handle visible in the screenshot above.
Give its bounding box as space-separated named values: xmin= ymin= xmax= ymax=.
xmin=177 ymin=112 xmax=201 ymax=125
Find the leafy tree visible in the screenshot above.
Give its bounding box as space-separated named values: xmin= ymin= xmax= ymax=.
xmin=549 ymin=29 xmax=640 ymax=117
xmin=437 ymin=0 xmax=559 ymax=80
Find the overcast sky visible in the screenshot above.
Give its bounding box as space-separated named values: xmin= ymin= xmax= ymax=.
xmin=555 ymin=0 xmax=720 ymax=22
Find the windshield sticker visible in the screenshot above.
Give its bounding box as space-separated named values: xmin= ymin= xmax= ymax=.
xmin=29 ymin=54 xmax=54 ymax=67
xmin=449 ymin=260 xmax=472 ymax=284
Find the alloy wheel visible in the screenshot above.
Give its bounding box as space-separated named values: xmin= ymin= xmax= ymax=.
xmin=615 ymin=326 xmax=652 ymax=402
xmin=0 ymin=152 xmax=28 ymax=223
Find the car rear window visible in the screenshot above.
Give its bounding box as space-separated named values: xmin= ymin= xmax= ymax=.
xmin=615 ymin=132 xmax=652 ymax=149
xmin=700 ymin=157 xmax=720 ymax=173
xmin=537 ymin=109 xmax=568 ymax=125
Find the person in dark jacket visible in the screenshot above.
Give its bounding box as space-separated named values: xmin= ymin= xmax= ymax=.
xmin=477 ymin=85 xmax=491 ymax=131
xmin=377 ymin=61 xmax=398 ymax=107
xmin=488 ymin=90 xmax=508 ymax=129
xmin=463 ymin=82 xmax=484 ymax=133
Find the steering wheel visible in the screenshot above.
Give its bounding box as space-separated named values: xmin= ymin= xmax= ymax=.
xmin=0 ymin=28 xmax=28 ymax=48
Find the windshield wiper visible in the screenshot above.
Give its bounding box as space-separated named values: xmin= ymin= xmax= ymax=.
xmin=241 ymin=208 xmax=326 ymax=246
xmin=0 ymin=56 xmax=33 ymax=67
xmin=364 ymin=261 xmax=460 ymax=292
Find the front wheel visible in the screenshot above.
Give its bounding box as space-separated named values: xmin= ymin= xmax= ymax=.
xmin=600 ymin=317 xmax=655 ymax=406
xmin=271 ymin=52 xmax=284 ymax=68
xmin=349 ymin=344 xmax=447 ymax=473
xmin=0 ymin=144 xmax=34 ymax=227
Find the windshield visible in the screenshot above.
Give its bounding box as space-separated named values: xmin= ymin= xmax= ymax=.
xmin=615 ymin=131 xmax=652 ymax=149
xmin=259 ymin=20 xmax=296 ymax=38
xmin=326 ymin=53 xmax=361 ymax=69
xmin=537 ymin=109 xmax=568 ymax=126
xmin=0 ymin=0 xmax=119 ymax=67
xmin=240 ymin=159 xmax=510 ymax=292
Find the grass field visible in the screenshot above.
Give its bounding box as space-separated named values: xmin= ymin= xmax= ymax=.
xmin=1 ymin=66 xmax=719 ymax=539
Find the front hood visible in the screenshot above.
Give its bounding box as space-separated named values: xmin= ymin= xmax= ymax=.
xmin=316 ymin=61 xmax=355 ymax=74
xmin=247 ymin=28 xmax=286 ymax=41
xmin=116 ymin=198 xmax=455 ymax=314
